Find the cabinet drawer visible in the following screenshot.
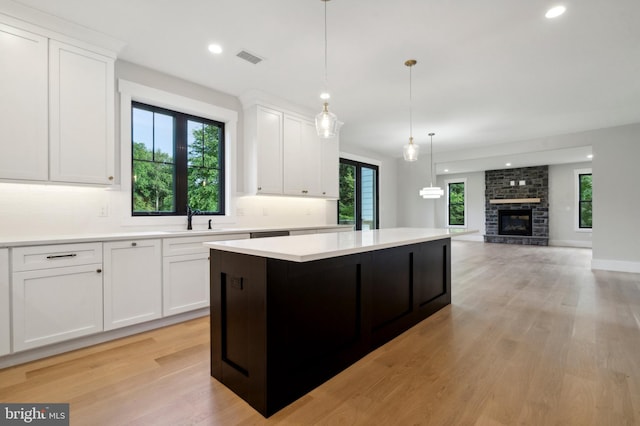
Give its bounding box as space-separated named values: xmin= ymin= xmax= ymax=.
xmin=163 ymin=234 xmax=250 ymax=257
xmin=13 ymin=243 xmax=103 ymax=271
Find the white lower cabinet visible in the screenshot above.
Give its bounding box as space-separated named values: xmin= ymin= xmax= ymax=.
xmin=1 ymin=249 xmax=10 ymax=356
xmin=162 ymin=234 xmax=250 ymax=316
xmin=11 ymin=244 xmax=103 ymax=352
xmin=162 ymin=253 xmax=210 ymax=316
xmin=103 ymin=239 xmax=162 ymax=330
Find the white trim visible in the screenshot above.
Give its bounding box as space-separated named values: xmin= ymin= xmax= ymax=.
xmin=591 ymin=258 xmax=640 ymax=273
xmin=445 ymin=178 xmax=467 ymax=228
xmin=118 ymin=79 xmax=238 ymax=228
xmin=549 ymin=239 xmax=593 ymax=248
xmin=574 ymin=168 xmax=592 ymax=233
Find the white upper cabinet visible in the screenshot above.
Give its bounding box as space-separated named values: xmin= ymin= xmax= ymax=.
xmin=244 ymin=100 xmax=340 ymax=199
xmin=0 ymin=23 xmax=48 ymax=181
xmin=320 ymin=135 xmax=340 ymax=198
xmin=283 ymin=115 xmax=322 ymax=196
xmin=245 ymin=105 xmax=283 ymax=195
xmin=49 ymin=41 xmax=115 ymax=184
xmin=0 ymin=18 xmax=115 ymax=185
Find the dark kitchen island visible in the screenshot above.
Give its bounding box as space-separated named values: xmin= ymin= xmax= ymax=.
xmin=205 ymin=227 xmax=472 ymax=417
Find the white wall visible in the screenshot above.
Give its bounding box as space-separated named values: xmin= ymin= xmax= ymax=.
xmin=396 ymin=156 xmax=436 ymax=227
xmin=591 ymin=123 xmax=640 ymax=272
xmin=548 ymin=162 xmax=592 ymax=248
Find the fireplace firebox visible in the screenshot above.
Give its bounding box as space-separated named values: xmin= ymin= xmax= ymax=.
xmin=498 ymin=209 xmax=533 ymax=236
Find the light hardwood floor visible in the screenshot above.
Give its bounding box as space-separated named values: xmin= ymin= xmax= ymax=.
xmin=1 ymin=241 xmax=639 ymax=425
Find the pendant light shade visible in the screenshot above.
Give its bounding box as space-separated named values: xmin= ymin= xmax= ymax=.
xmin=403 ymin=137 xmax=420 ymax=161
xmin=315 ymin=102 xmax=338 ymax=138
xmin=419 ymin=132 xmax=444 ymax=199
xmin=403 ymin=59 xmax=419 ymax=161
xmin=316 ymin=0 xmax=339 ymax=139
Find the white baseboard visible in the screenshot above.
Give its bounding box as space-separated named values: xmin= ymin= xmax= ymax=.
xmin=452 ymin=234 xmax=484 ymax=242
xmin=549 ymin=239 xmax=593 ymax=248
xmin=591 ymin=258 xmax=640 ymax=273
xmin=0 ymin=308 xmax=209 ymax=369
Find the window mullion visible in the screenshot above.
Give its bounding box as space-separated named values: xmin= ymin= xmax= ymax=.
xmin=175 ymin=115 xmax=188 ymax=215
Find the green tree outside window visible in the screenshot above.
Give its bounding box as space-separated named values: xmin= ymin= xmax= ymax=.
xmin=448 ymin=182 xmax=465 ymax=226
xmin=579 ymin=173 xmax=592 ymax=228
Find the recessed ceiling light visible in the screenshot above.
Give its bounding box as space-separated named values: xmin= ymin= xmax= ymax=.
xmin=545 ymin=5 xmax=566 ymax=19
xmin=444 ymin=169 xmax=449 ymax=173
xmin=505 ymin=163 xmax=512 ymax=167
xmin=587 ymin=154 xmax=593 ymax=159
xmin=208 ymin=44 xmax=223 ymax=54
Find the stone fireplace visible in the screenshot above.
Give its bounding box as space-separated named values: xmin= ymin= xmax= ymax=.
xmin=485 ymin=166 xmax=549 ymax=245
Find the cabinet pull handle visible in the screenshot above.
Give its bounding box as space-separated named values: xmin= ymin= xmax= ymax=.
xmin=131 ymin=242 xmax=137 ymax=247
xmin=46 ymin=253 xmax=77 ymax=259
xmin=96 ymin=268 xmax=102 ymax=273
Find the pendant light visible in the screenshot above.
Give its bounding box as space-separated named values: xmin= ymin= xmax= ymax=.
xmin=315 ymin=0 xmax=339 ymax=139
xmin=419 ymin=132 xmax=444 ymax=198
xmin=402 ymin=59 xmax=419 ymax=161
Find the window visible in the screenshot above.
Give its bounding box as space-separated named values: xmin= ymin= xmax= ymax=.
xmin=446 ymin=179 xmax=466 ymax=227
xmin=131 ymin=102 xmax=225 ymax=216
xmin=578 ymin=172 xmax=592 ymax=229
xmin=339 ymin=158 xmax=379 ymax=230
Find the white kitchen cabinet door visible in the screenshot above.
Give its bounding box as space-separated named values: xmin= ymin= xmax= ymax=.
xmin=103 ymin=240 xmax=162 ymax=330
xmin=245 ymin=105 xmax=283 ymax=195
xmin=0 ymin=23 xmax=48 ymax=182
xmin=0 ymin=249 xmax=10 ymax=355
xmin=283 ymin=114 xmax=322 ymax=196
xmin=162 ymin=253 xmax=209 ymax=316
xmin=320 ymin=135 xmax=339 ymax=198
xmin=49 ymin=40 xmax=115 ymax=185
xmin=12 ymin=264 xmax=103 ymax=352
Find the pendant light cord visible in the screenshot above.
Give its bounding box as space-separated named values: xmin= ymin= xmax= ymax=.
xmin=409 ymin=65 xmax=413 ymax=140
xmin=429 ymin=133 xmax=435 ymax=186
xmin=323 ymin=0 xmax=328 ymax=89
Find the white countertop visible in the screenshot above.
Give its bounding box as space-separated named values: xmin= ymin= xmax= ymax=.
xmin=0 ymin=225 xmax=352 ymax=248
xmin=204 ymin=227 xmax=476 ymax=262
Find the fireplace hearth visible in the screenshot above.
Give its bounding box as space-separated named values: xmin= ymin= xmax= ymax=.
xmin=499 ymin=209 xmax=532 ymax=236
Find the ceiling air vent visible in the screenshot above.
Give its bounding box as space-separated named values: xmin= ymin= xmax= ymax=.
xmin=236 ymin=50 xmax=263 ymax=65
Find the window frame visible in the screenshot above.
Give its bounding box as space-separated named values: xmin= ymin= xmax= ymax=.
xmin=119 ymin=79 xmax=238 ymax=227
xmin=445 ymin=178 xmax=467 ymax=228
xmin=131 ymin=101 xmax=226 ymax=216
xmin=338 ymin=154 xmax=380 ymax=231
xmin=575 ymin=168 xmax=592 ymax=232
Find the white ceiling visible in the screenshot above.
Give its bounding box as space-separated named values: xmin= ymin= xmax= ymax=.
xmin=4 ymin=0 xmax=640 ymax=166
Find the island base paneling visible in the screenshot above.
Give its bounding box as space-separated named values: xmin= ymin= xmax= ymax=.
xmin=210 ymin=238 xmax=451 ymax=417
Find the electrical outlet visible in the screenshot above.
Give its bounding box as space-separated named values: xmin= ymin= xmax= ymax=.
xmin=98 ymin=204 xmax=109 ymax=217
xmin=236 ymin=208 xmax=244 ymax=217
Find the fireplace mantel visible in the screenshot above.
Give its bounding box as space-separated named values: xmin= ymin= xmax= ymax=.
xmin=489 ymin=198 xmax=541 ymax=204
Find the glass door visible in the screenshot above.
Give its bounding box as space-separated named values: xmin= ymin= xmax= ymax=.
xmin=339 ymin=158 xmax=379 ymax=230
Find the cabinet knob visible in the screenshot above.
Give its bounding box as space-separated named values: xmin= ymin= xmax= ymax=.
xmin=108 ymin=176 xmax=114 ymax=181
xmin=131 ymin=242 xmax=137 ymax=247
xmin=258 ymin=186 xmax=262 ymax=191
xmin=96 ymin=268 xmax=102 ymax=273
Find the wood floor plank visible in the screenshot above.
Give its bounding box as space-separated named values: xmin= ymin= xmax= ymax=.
xmin=1 ymin=241 xmax=638 ymax=425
